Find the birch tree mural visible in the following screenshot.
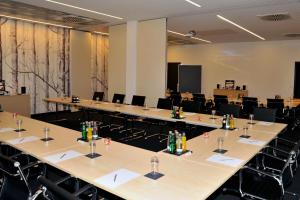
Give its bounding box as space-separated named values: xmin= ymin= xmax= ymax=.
xmin=0 ymin=17 xmax=70 ymax=114
xmin=91 ymin=33 xmax=109 ymax=100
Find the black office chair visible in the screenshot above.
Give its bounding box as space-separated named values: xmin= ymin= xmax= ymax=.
xmin=38 ymin=175 xmax=98 ymax=200
xmin=112 ymin=93 xmax=125 ymax=104
xmin=192 ymin=94 xmax=206 ymax=112
xmin=267 ymin=98 xmax=286 ymax=120
xmin=242 ymin=97 xmax=258 ymax=116
xmin=181 ymin=100 xmax=202 ymax=113
xmin=157 ymin=98 xmax=172 ymax=110
xmin=169 ymin=92 xmax=181 ymax=107
xmin=131 ymin=95 xmax=146 ymax=106
xmin=0 ymin=153 xmax=43 ymax=200
xmin=253 ymin=107 xmax=277 ymax=122
xmin=214 ymin=95 xmax=228 ymax=110
xmin=219 ymin=103 xmax=240 ymax=118
xmin=92 ymin=92 xmax=104 ymax=101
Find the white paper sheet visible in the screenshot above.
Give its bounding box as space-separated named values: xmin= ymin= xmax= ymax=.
xmin=257 ymin=121 xmax=274 ymax=126
xmin=184 ymin=112 xmax=196 ymax=116
xmin=0 ymin=128 xmax=15 ymax=133
xmin=207 ymin=154 xmax=244 ymax=167
xmin=7 ymin=136 xmax=39 ymax=145
xmin=43 ymin=150 xmax=83 ymax=164
xmin=94 ymin=168 xmax=140 ymax=189
xmin=238 ymin=138 xmax=266 ymax=146
xmin=151 ymin=109 xmax=163 ymax=112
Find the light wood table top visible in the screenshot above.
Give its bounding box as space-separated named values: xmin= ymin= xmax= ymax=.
xmin=0 ymin=106 xmax=287 ymax=200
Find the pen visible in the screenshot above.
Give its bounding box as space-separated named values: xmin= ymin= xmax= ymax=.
xmin=114 ymin=174 xmax=117 ymax=182
xmin=19 ymin=138 xmax=25 ymax=143
xmin=60 ymin=153 xmax=66 ymax=159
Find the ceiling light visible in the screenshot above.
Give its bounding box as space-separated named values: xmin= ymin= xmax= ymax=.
xmin=45 ymin=0 xmax=123 ymax=20
xmin=168 ymin=30 xmax=211 ymax=43
xmin=94 ymin=31 xmax=109 ymax=36
xmin=185 ymin=0 xmax=202 ymax=8
xmin=0 ymin=14 xmax=72 ymax=28
xmin=217 ymin=14 xmax=265 ymax=41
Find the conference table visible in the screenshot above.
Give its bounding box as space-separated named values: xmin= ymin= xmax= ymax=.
xmin=0 ymin=97 xmax=288 ymax=199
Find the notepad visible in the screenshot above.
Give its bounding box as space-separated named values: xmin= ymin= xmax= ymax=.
xmin=0 ymin=128 xmax=15 ymax=133
xmin=44 ymin=150 xmax=83 ymax=164
xmin=238 ymin=138 xmax=266 ymax=146
xmin=207 ymin=154 xmax=244 ymax=167
xmin=94 ymin=168 xmax=140 ymax=189
xmin=257 ymin=121 xmax=274 ymax=126
xmin=7 ymin=136 xmax=39 ymax=145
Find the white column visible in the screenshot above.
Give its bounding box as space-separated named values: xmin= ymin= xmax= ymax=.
xmin=125 ymin=21 xmax=138 ymax=104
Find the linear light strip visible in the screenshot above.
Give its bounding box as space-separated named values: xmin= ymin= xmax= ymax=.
xmin=185 ymin=0 xmax=202 ymax=8
xmin=168 ymin=30 xmax=211 ymax=43
xmin=94 ymin=31 xmax=109 ymax=36
xmin=0 ymin=14 xmax=72 ymax=28
xmin=217 ymin=14 xmax=265 ymax=41
xmin=45 ymin=0 xmax=123 ymax=20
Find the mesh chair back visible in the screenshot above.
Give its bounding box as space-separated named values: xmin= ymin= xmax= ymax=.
xmin=242 ymin=97 xmax=258 ymax=114
xmin=131 ymin=95 xmax=146 ymax=106
xmin=267 ymin=98 xmax=284 ymax=117
xmin=170 ymin=92 xmax=181 ymax=107
xmin=214 ymin=95 xmax=228 ymax=110
xmin=219 ymin=104 xmax=240 ymax=118
xmin=112 ymin=93 xmax=125 ymax=104
xmin=92 ymin=92 xmax=104 ymax=101
xmin=181 ymin=100 xmax=202 ymax=113
xmin=157 ymin=98 xmax=172 ymax=110
xmin=253 ymin=107 xmax=277 ymax=122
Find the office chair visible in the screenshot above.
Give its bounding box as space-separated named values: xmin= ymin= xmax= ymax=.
xmin=219 ymin=103 xmax=240 ymax=118
xmin=112 ymin=93 xmax=125 ymax=104
xmin=0 ymin=153 xmax=43 ymax=200
xmin=181 ymin=100 xmax=202 ymax=113
xmin=92 ymin=92 xmax=104 ymax=101
xmin=242 ymin=97 xmax=258 ymax=116
xmin=38 ymin=175 xmax=98 ymax=200
xmin=192 ymin=93 xmax=206 ymax=112
xmin=157 ymin=98 xmax=172 ymax=110
xmin=253 ymin=107 xmax=277 ymax=122
xmin=131 ymin=95 xmax=146 ymax=106
xmin=214 ymin=95 xmax=228 ymax=111
xmin=169 ymin=92 xmax=181 ymax=107
xmin=267 ymin=98 xmax=286 ymax=120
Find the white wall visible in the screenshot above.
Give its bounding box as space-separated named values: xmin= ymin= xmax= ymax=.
xmin=137 ymin=18 xmax=167 ymax=106
xmin=108 ymin=24 xmax=127 ymax=101
xmin=70 ymin=30 xmax=92 ymax=99
xmin=168 ymin=40 xmax=300 ymax=99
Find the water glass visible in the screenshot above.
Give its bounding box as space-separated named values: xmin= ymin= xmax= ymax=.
xmin=243 ymin=125 xmax=248 ymax=136
xmin=44 ymin=127 xmax=50 ymax=139
xmin=211 ymin=110 xmax=216 ymax=119
xmin=90 ymin=140 xmax=96 ymax=155
xmin=16 ymin=119 xmax=23 ymax=131
xmin=151 ymin=156 xmax=159 ymax=175
xmin=217 ymin=137 xmax=224 ymax=151
xmin=249 ymin=114 xmax=254 ymax=124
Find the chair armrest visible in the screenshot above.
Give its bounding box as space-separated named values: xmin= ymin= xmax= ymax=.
xmin=73 ymin=184 xmax=95 ymax=197
xmin=21 ymin=160 xmax=42 ymax=171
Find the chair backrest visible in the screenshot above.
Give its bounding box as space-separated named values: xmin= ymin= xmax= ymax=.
xmin=131 ymin=95 xmax=146 ymax=106
xmin=38 ymin=176 xmax=80 ymax=200
xmin=242 ymin=97 xmax=258 ymax=114
xmin=92 ymin=92 xmax=104 ymax=101
xmin=214 ymin=95 xmax=228 ymax=110
xmin=181 ymin=100 xmax=202 ymax=113
xmin=169 ymin=92 xmax=181 ymax=107
xmin=253 ymin=107 xmax=277 ymax=122
xmin=192 ymin=94 xmax=206 ymax=104
xmin=157 ymin=98 xmax=172 ymax=110
xmin=112 ymin=93 xmax=125 ymax=104
xmin=219 ymin=104 xmax=240 ymax=118
xmin=267 ymin=98 xmax=284 ymax=117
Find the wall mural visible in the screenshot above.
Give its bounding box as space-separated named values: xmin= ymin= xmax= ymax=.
xmin=0 ymin=17 xmax=70 ymax=114
xmin=91 ymin=34 xmax=109 ymax=101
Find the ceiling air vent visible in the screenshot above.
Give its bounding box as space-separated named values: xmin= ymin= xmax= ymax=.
xmin=62 ymin=15 xmax=92 ymax=24
xmin=257 ymin=13 xmax=291 ymax=21
xmin=284 ymin=33 xmax=300 ymax=38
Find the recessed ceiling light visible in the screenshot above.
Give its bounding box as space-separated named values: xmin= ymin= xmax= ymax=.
xmin=217 ymin=14 xmax=265 ymax=41
xmin=185 ymin=0 xmax=202 ymax=8
xmin=0 ymin=14 xmax=72 ymax=28
xmin=45 ymin=0 xmax=123 ymax=20
xmin=168 ymin=30 xmax=211 ymax=43
xmin=94 ymin=31 xmax=109 ymax=36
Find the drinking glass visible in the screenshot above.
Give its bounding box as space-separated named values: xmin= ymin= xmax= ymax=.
xmin=90 ymin=140 xmax=96 ymax=156
xmin=44 ymin=127 xmax=50 ymax=140
xmin=211 ymin=110 xmax=216 ymax=119
xmin=217 ymin=136 xmax=224 ymax=151
xmin=243 ymin=125 xmax=248 ymax=137
xmin=249 ymin=114 xmax=254 ymax=124
xmin=151 ymin=156 xmax=159 ymax=175
xmin=16 ymin=119 xmax=23 ymax=131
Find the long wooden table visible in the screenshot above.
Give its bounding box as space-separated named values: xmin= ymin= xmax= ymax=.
xmin=0 ymin=97 xmax=288 ymax=199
